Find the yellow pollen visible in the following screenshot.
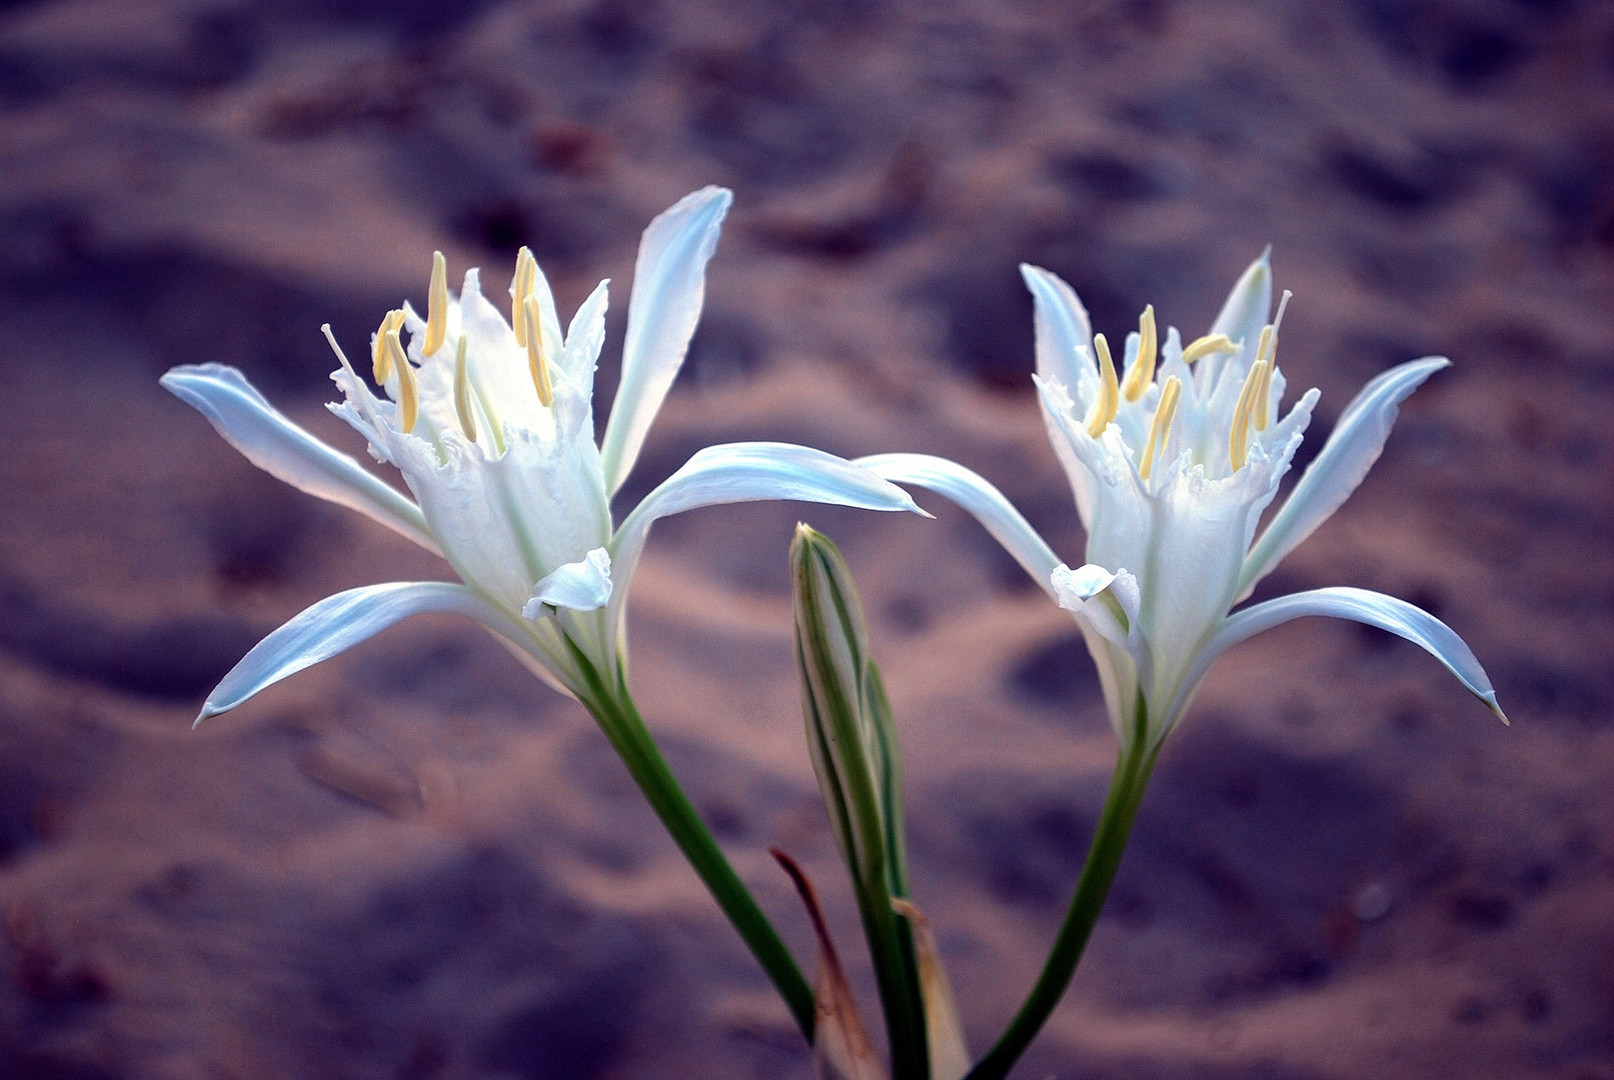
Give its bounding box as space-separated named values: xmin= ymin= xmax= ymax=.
xmin=1085 ymin=333 xmax=1120 ymax=438
xmin=453 ymin=335 xmax=477 ymax=443
xmin=1121 ymin=304 xmax=1158 ymax=402
xmin=371 ymin=309 xmax=405 ymax=383
xmin=425 ymin=251 xmax=449 ymax=356
xmin=1140 ymin=375 xmax=1181 ymax=481
xmin=512 ymin=247 xmax=537 ymax=347
xmin=386 ymin=330 xmax=419 ymax=433
xmin=1228 ymin=358 xmax=1268 ymax=471
xmin=1181 ymin=333 xmax=1235 ymax=365
xmin=522 ymin=295 xmax=554 ymax=407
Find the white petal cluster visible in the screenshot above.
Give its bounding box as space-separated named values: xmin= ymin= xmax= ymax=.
xmin=164 ymin=188 xmax=922 ymax=717
xmin=867 ymin=252 xmax=1503 ymax=750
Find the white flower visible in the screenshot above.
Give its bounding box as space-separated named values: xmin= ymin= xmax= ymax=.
xmin=164 ymin=187 xmax=922 ymax=718
xmin=862 ymin=252 xmax=1504 ymax=751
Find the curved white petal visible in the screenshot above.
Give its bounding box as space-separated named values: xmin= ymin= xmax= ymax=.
xmin=607 ymin=442 xmax=923 ymax=656
xmin=1189 ymin=586 xmax=1506 ymax=723
xmin=1051 ymin=563 xmax=1141 ymax=653
xmin=522 ymin=548 xmax=613 ymax=618
xmin=857 ymin=452 xmax=1063 ymax=599
xmin=162 ymin=364 xmax=439 ymax=554
xmin=600 ymin=186 xmax=733 ymax=496
xmin=195 ymin=582 xmax=510 ymax=723
xmin=1020 ymin=264 xmax=1093 ymax=394
xmin=1207 ymin=249 xmax=1272 ymax=354
xmin=1239 ymin=357 xmax=1449 ymax=597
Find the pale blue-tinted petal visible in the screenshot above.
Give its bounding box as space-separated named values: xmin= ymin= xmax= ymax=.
xmin=1238 ymin=357 xmax=1448 ymax=598
xmin=600 ymin=186 xmax=733 ymax=496
xmin=1192 ymin=586 xmax=1506 ymax=722
xmin=607 ymin=442 xmax=923 ymax=656
xmin=1020 ymin=264 xmax=1092 ymax=392
xmin=858 ymin=452 xmax=1062 ymax=599
xmin=195 ymin=582 xmax=506 ymax=723
xmin=161 ymin=364 xmax=439 ymax=554
xmin=522 ymin=548 xmax=613 ymax=618
xmin=1051 ymin=563 xmax=1140 ymax=651
xmin=1207 ymin=248 xmax=1272 ymax=350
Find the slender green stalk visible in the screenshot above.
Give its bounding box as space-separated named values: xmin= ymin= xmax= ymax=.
xmin=966 ymin=728 xmax=1159 ymax=1080
xmin=567 ymin=644 xmax=816 ymax=1039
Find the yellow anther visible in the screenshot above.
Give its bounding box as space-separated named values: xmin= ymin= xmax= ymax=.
xmin=1181 ymin=333 xmax=1236 ymax=365
xmin=453 ymin=335 xmax=476 ymax=443
xmin=511 ymin=247 xmax=536 ymax=347
xmin=386 ymin=330 xmax=419 ymax=433
xmin=1121 ymin=304 xmax=1157 ymax=402
xmin=1228 ymin=358 xmax=1268 ymax=471
xmin=425 ymin=252 xmax=449 ymax=356
xmin=522 ymin=295 xmax=553 ymax=407
xmin=1253 ymin=330 xmax=1276 ymax=430
xmin=371 ymin=309 xmax=405 ymax=383
xmin=1139 ymin=375 xmax=1181 ymax=481
xmin=1085 ymin=333 xmax=1120 ymax=438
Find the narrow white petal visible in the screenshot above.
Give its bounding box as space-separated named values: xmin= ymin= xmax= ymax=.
xmin=1193 ymin=586 xmax=1506 ymax=722
xmin=607 ymin=442 xmax=923 ymax=656
xmin=1208 ymin=248 xmax=1272 ymax=353
xmin=599 ymin=186 xmax=733 ymax=496
xmin=522 ymin=548 xmax=613 ymax=617
xmin=162 ymin=364 xmax=439 ymax=554
xmin=1020 ymin=264 xmax=1093 ymax=393
xmin=858 ymin=452 xmax=1062 ymax=599
xmin=1239 ymin=357 xmax=1448 ymax=597
xmin=195 ymin=582 xmax=507 ymax=723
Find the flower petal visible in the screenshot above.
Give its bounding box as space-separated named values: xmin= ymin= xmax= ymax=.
xmin=858 ymin=452 xmax=1063 ymax=599
xmin=162 ymin=364 xmax=439 ymax=554
xmin=599 ymin=186 xmax=733 ymax=496
xmin=1238 ymin=357 xmax=1448 ymax=598
xmin=1192 ymin=586 xmax=1506 ymax=723
xmin=194 ymin=582 xmax=507 ymax=723
xmin=1020 ymin=264 xmax=1093 ymax=394
xmin=608 ymin=442 xmax=924 ymax=655
xmin=1208 ymin=248 xmax=1272 ymax=352
xmin=1051 ymin=563 xmax=1141 ymax=653
xmin=522 ymin=548 xmax=613 ymax=618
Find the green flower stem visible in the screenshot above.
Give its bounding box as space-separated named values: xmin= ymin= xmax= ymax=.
xmin=967 ymin=728 xmax=1159 ymax=1080
xmin=569 ymin=646 xmax=816 ymax=1039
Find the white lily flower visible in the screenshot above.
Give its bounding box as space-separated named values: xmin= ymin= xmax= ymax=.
xmin=165 ymin=187 xmax=923 ymax=719
xmin=863 ymin=252 xmax=1504 ymax=752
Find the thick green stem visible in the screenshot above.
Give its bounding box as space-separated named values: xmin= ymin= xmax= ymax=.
xmin=966 ymin=736 xmax=1158 ymax=1080
xmin=571 ymin=650 xmax=816 ymax=1039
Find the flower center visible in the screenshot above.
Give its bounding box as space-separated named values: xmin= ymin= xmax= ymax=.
xmin=365 ymin=249 xmax=559 ymax=452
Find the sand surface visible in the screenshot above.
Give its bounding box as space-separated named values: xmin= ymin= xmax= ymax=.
xmin=1 ymin=0 xmax=1612 ymax=1076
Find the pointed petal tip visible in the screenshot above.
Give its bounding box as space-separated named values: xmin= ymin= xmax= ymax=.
xmin=1481 ymin=692 xmax=1509 ymax=725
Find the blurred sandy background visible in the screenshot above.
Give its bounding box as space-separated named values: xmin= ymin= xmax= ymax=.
xmin=1 ymin=0 xmax=1612 ymax=1076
